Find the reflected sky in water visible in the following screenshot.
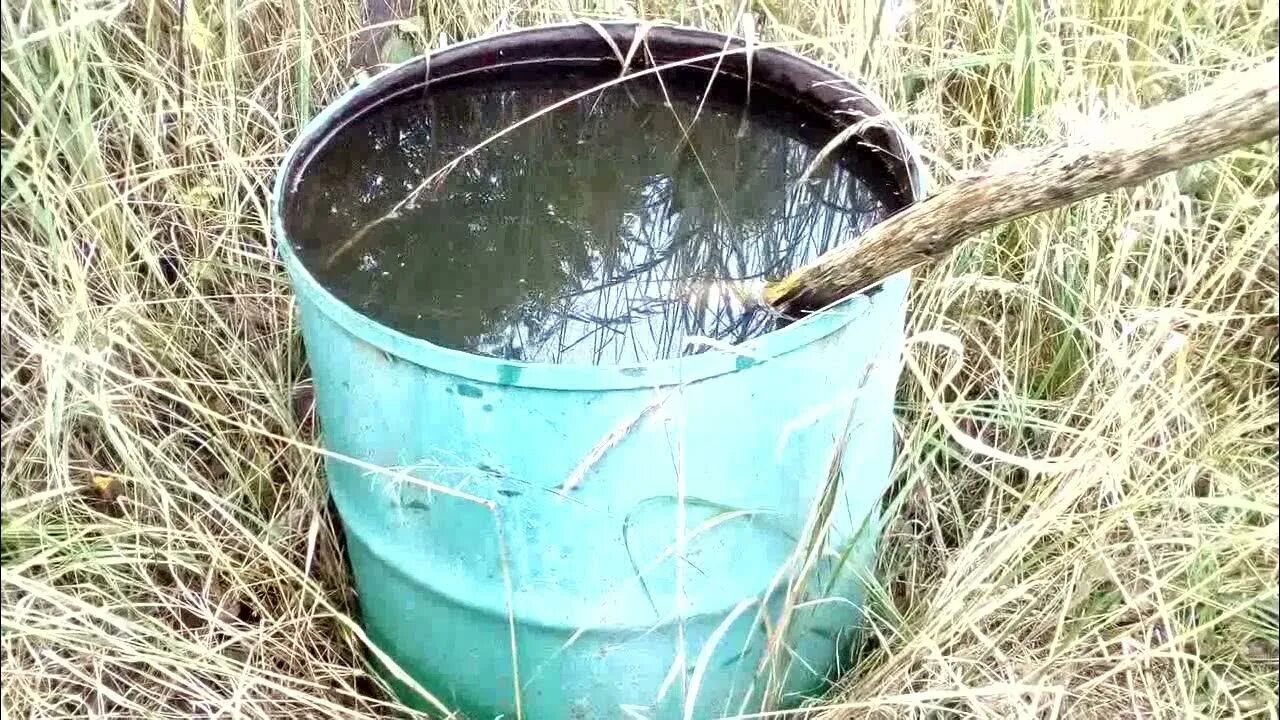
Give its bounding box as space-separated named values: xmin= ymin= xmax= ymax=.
xmin=287 ymin=71 xmax=894 ymax=365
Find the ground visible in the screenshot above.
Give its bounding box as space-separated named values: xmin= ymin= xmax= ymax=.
xmin=2 ymin=0 xmax=1276 ymax=718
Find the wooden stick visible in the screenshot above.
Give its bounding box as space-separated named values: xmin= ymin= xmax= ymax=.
xmin=764 ymin=58 xmax=1280 ymax=315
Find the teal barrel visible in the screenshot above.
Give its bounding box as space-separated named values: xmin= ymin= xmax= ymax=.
xmin=273 ymin=22 xmax=925 ymax=720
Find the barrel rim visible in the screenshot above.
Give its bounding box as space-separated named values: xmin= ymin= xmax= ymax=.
xmin=272 ymin=20 xmax=926 ymax=390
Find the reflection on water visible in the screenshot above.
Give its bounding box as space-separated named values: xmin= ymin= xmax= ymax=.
xmin=287 ymin=71 xmax=896 ymax=365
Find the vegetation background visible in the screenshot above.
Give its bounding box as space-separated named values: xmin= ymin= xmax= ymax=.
xmin=2 ymin=0 xmax=1276 ymax=717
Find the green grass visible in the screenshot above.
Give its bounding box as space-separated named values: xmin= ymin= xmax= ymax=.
xmin=2 ymin=0 xmax=1277 ymax=717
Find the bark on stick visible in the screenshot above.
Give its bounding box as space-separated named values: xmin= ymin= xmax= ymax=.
xmin=764 ymin=59 xmax=1280 ymax=315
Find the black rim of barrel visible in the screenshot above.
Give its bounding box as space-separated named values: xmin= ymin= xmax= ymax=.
xmin=271 ymin=21 xmax=926 ymax=388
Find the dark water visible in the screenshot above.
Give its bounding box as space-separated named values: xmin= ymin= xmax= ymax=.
xmin=286 ymin=70 xmax=900 ymax=365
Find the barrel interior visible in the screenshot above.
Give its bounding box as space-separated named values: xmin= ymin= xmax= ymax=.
xmin=278 ymin=24 xmax=918 ymax=366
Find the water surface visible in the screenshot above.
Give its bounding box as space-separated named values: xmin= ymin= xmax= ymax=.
xmin=287 ymin=70 xmax=899 ymax=365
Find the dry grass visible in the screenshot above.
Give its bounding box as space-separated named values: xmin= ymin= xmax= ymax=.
xmin=2 ymin=0 xmax=1276 ymax=718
